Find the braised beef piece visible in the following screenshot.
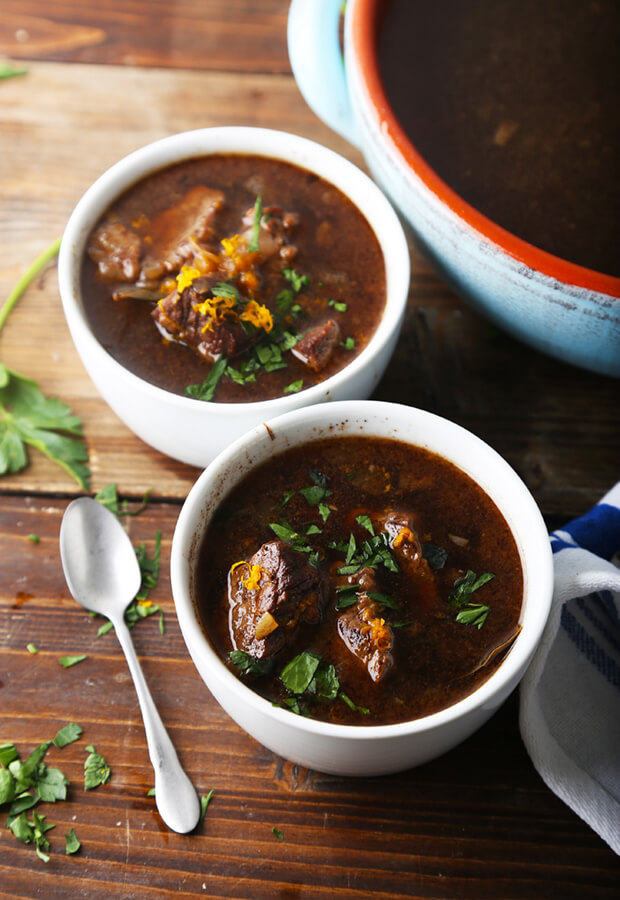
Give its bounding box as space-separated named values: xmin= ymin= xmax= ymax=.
xmin=87 ymin=222 xmax=141 ymax=282
xmin=240 ymin=204 xmax=300 ymax=263
xmin=377 ymin=510 xmax=440 ymax=618
xmin=140 ymin=185 xmax=225 ymax=282
xmin=292 ymin=319 xmax=341 ymax=371
xmin=229 ymin=540 xmax=324 ymax=659
xmin=152 ymin=280 xmax=256 ymax=363
xmin=336 ymin=567 xmax=393 ymax=682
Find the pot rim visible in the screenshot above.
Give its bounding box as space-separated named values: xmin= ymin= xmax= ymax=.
xmin=350 ymin=0 xmax=620 ymax=298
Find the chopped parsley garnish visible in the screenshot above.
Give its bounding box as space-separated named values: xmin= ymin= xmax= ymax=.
xmin=52 ymin=723 xmax=83 ymax=749
xmin=247 ymin=195 xmax=263 ymax=253
xmin=423 ymin=542 xmax=448 ymax=570
xmin=65 ymin=827 xmax=81 ymax=855
xmin=448 ymin=569 xmax=495 ymax=629
xmin=58 ymin=655 xmax=87 ymax=668
xmin=276 ymin=651 xmax=369 ymax=717
xmin=327 ymin=299 xmax=348 ymax=312
xmin=83 ymin=744 xmax=111 ymax=790
xmin=27 ymin=534 xmax=40 ymax=543
xmin=199 ymin=790 xmax=214 ymax=824
xmin=185 ymin=356 xmax=228 ymax=401
xmin=272 ymin=827 xmax=284 ymax=840
xmin=340 ymin=336 xmax=355 ymax=350
xmin=229 ymin=649 xmax=274 ymax=678
xmin=1 ymin=728 xmax=84 ymax=862
xmin=0 ymin=62 xmax=28 ymax=80
xmin=94 ymin=482 xmax=151 ymax=518
xmin=283 ymin=379 xmax=303 ymax=394
xmin=335 ymin=530 xmax=399 ymax=576
xmin=26 ymin=642 xmax=38 ymax=654
xmin=282 ymin=268 xmax=309 ymax=293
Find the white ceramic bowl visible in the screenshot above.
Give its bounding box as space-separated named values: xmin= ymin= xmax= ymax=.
xmin=171 ymin=400 xmax=553 ymax=776
xmin=58 ymin=127 xmax=410 ymax=467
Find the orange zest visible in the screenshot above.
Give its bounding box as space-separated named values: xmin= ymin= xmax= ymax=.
xmin=231 ymin=560 xmax=269 ymax=591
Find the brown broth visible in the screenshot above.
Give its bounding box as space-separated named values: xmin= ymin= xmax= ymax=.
xmin=378 ymin=0 xmax=620 ymax=276
xmin=197 ymin=436 xmax=523 ymax=726
xmin=80 ymin=155 xmax=386 ymax=401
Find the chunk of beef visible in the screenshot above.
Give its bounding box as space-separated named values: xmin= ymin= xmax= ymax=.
xmin=292 ymin=319 xmax=341 ymax=371
xmin=337 ymin=591 xmax=394 ymax=683
xmin=140 ymin=185 xmax=225 ymax=282
xmin=152 ymin=282 xmax=256 ymax=363
xmin=377 ymin=510 xmax=440 ymax=618
xmin=229 ymin=540 xmax=324 ymax=659
xmin=240 ymin=204 xmax=300 ymax=262
xmin=87 ymin=222 xmax=141 ymax=282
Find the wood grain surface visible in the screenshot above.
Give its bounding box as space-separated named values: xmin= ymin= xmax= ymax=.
xmin=0 ymin=1 xmax=618 ymax=897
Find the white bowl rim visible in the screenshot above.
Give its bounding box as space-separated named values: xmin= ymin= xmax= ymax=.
xmin=171 ymin=399 xmax=554 ymax=741
xmin=58 ymin=126 xmax=410 ymax=417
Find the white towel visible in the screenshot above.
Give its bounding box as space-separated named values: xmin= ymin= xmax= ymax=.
xmin=520 ymin=483 xmax=620 ymax=855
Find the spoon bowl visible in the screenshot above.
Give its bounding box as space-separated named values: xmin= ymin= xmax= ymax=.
xmin=60 ymin=497 xmax=201 ymax=834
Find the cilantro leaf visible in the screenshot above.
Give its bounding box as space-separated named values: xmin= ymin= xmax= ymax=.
xmin=0 ymin=768 xmax=16 ymax=804
xmin=455 ymin=603 xmax=490 ymax=629
xmin=282 ymin=268 xmax=309 ymax=293
xmin=280 ymin=651 xmax=321 ymax=694
xmin=0 ymin=365 xmax=90 ymax=488
xmin=448 ymin=570 xmax=495 ymax=608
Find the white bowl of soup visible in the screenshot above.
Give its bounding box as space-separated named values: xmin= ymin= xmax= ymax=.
xmin=171 ymin=400 xmax=553 ymax=775
xmin=58 ymin=127 xmax=410 ymax=467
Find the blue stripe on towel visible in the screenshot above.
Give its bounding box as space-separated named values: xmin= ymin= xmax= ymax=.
xmin=561 ymin=601 xmax=620 ymax=691
xmin=561 ymin=503 xmax=620 ymax=561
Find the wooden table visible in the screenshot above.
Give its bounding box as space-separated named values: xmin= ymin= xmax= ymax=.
xmin=0 ymin=2 xmax=618 ymax=897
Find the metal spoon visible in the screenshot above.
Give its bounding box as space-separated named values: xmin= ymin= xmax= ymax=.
xmin=59 ymin=496 xmax=201 ymax=834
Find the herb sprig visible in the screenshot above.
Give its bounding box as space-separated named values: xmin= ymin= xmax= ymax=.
xmin=448 ymin=569 xmax=495 ymax=629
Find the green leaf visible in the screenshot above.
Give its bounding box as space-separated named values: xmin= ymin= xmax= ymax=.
xmin=53 ymin=722 xmax=83 ymax=749
xmin=8 ymin=811 xmax=33 ymax=844
xmin=423 ymin=542 xmax=448 ymax=570
xmin=283 ymin=379 xmax=303 ymax=394
xmin=455 ymin=603 xmax=490 ymax=629
xmin=26 ymin=642 xmax=38 ymax=654
xmin=184 ymin=357 xmax=228 ymax=401
xmin=247 ymin=195 xmax=263 ymax=253
xmin=299 ymin=484 xmax=330 ymax=506
xmin=65 ymin=827 xmax=81 ymax=855
xmin=336 ymin=586 xmax=359 ymax=609
xmin=58 ymin=655 xmax=87 ymax=668
xmin=84 ymin=744 xmax=111 ymax=790
xmin=8 ymin=790 xmax=39 ymax=817
xmin=272 ymin=827 xmax=284 ymax=840
xmin=0 ymin=768 xmax=16 ymax=804
xmin=448 ymin=570 xmax=495 ymax=609
xmin=0 ymin=367 xmax=90 ymax=488
xmin=318 ymin=502 xmax=331 ymax=522
xmin=199 ymin=790 xmax=214 ymax=824
xmin=280 ymin=651 xmax=321 ymax=695
xmin=229 ymin=650 xmax=274 ymax=678
xmin=213 ymin=281 xmax=239 ymax=301
xmin=355 ymin=514 xmax=374 ymax=535
xmin=27 ymin=534 xmax=40 ymax=544
xmin=366 ymin=591 xmax=399 ymax=610
xmin=338 ymin=691 xmax=370 ymax=716
xmin=327 ymin=299 xmax=348 ymax=312
xmin=36 ymin=768 xmax=69 ymax=803
xmin=282 ymin=268 xmax=309 ymax=293
xmin=340 ymin=336 xmax=355 ymax=350
xmin=312 ymin=663 xmax=339 ymax=701
xmin=0 ymin=62 xmax=28 ymax=80
xmin=0 ymin=742 xmax=19 ymax=767
xmin=11 ymin=741 xmax=51 ymax=792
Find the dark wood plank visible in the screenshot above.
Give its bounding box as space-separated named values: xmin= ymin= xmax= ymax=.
xmin=1 ymin=496 xmax=619 ymax=899
xmin=0 ymin=0 xmax=291 ymax=73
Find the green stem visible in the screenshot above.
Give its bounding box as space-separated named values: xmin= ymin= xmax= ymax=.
xmin=0 ymin=237 xmax=62 ymax=335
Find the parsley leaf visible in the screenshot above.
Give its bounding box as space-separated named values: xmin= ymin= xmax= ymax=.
xmin=248 ymin=195 xmax=263 ymax=253
xmin=229 ymin=650 xmax=274 ymax=678
xmin=0 ymin=62 xmax=28 ymax=80
xmin=0 ymin=364 xmax=90 ymax=488
xmin=199 ymin=790 xmax=214 ymax=824
xmin=58 ymin=655 xmax=87 ymax=668
xmin=448 ymin=570 xmax=495 ymax=608
xmin=65 ymin=827 xmax=81 ymax=855
xmin=53 ymin=722 xmax=83 ymax=749
xmin=83 ymin=744 xmax=110 ymax=790
xmin=280 ymin=651 xmax=321 ymax=694
xmin=282 ymin=268 xmax=309 ymax=293
xmin=283 ymin=379 xmax=303 ymax=394
xmin=455 ymin=603 xmax=490 ymax=629
xmin=184 ymin=356 xmax=228 ymax=401
xmin=272 ymin=827 xmax=284 ymax=840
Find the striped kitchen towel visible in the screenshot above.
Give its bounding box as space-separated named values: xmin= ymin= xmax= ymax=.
xmin=520 ymin=483 xmax=620 ymax=855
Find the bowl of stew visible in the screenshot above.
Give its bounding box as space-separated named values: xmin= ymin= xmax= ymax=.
xmin=288 ymin=0 xmax=620 ymax=376
xmin=171 ymin=400 xmax=553 ymax=775
xmin=58 ymin=127 xmax=410 ymax=466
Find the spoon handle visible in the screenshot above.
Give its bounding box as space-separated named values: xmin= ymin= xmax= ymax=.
xmin=112 ymin=615 xmax=201 ymax=833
